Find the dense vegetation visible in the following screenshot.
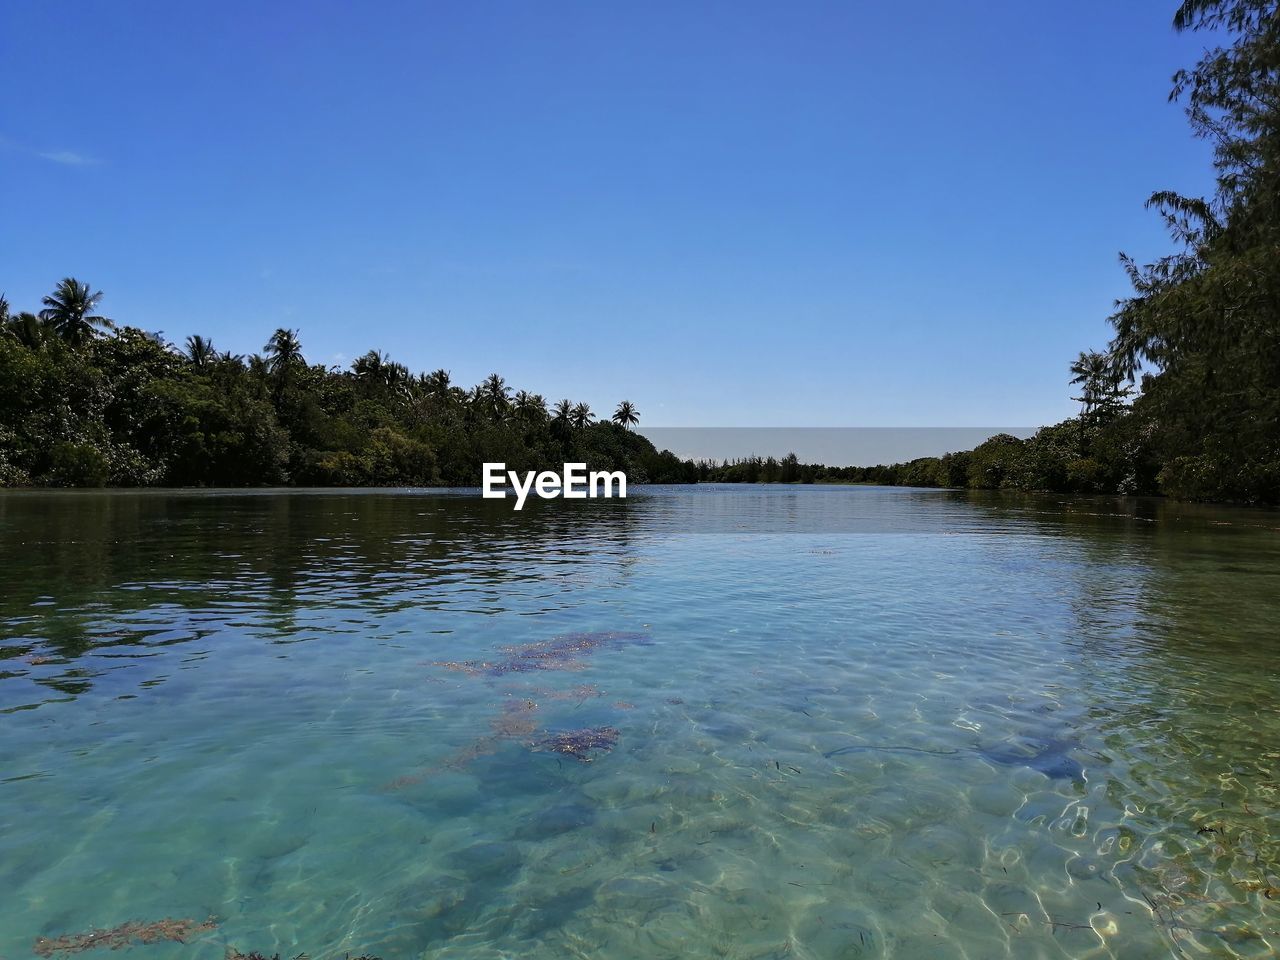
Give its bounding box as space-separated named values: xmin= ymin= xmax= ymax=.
xmin=0 ymin=280 xmax=695 ymax=487
xmin=3 ymin=0 xmax=1278 ymax=501
xmin=706 ymin=0 xmax=1280 ymax=504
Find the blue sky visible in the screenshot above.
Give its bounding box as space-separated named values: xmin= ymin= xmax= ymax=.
xmin=1 ymin=1 xmax=1215 ymax=427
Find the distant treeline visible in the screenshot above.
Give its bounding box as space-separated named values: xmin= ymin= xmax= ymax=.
xmin=0 ymin=289 xmax=696 ymax=488
xmin=3 ymin=1 xmax=1279 ymax=502
xmin=689 ymin=416 xmax=1149 ymax=494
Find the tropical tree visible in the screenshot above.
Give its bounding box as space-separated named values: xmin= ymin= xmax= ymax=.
xmin=424 ymin=368 xmax=452 ymax=398
xmin=0 ymin=296 xmax=14 ymax=343
xmin=39 ymin=278 xmax=113 ymax=345
xmin=386 ymin=360 xmax=410 ymax=392
xmin=552 ymin=398 xmax=573 ymax=424
xmin=263 ymin=328 xmax=303 ymax=376
xmin=482 ymin=373 xmax=509 ymax=408
xmin=513 ymin=390 xmax=547 ymax=423
xmin=5 ymin=312 xmax=49 ymax=350
xmin=185 ymin=335 xmax=217 ymax=369
xmin=464 ymin=372 xmax=507 ymax=421
xmin=1096 ymin=0 xmax=1280 ymax=499
xmin=570 ymin=402 xmax=593 ymax=429
xmin=1069 ymin=351 xmax=1131 ymax=420
xmin=351 ymin=349 xmax=387 ymax=383
xmin=612 ymin=399 xmax=640 ymax=429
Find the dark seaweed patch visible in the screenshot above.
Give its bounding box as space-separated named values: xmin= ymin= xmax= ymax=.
xmin=535 ymin=726 xmax=620 ymax=762
xmin=383 ymin=698 xmax=541 ymax=790
xmin=34 ymin=917 xmax=218 ymax=956
xmin=435 ymin=631 xmax=649 ymax=677
xmin=532 ymin=683 xmax=603 ymax=702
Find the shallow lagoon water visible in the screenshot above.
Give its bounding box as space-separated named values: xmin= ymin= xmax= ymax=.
xmin=1 ymin=485 xmax=1279 ymax=959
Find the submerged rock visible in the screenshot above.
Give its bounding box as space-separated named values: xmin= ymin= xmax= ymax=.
xmin=391 ymin=874 xmax=471 ymax=923
xmin=511 ymin=883 xmax=599 ymax=939
xmin=822 ymin=732 xmax=1087 ymax=784
xmin=980 ymin=735 xmax=1085 ymax=782
xmin=447 ymin=840 xmax=521 ymax=878
xmin=516 ymin=801 xmax=597 ymax=839
xmin=435 ymin=632 xmax=650 ymax=677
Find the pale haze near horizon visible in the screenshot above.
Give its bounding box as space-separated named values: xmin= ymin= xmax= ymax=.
xmin=636 ymin=428 xmax=1039 ymax=467
xmin=0 ymin=1 xmax=1215 ymax=428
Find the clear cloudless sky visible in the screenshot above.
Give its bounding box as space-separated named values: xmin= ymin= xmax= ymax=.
xmin=1 ymin=0 xmax=1217 ymax=427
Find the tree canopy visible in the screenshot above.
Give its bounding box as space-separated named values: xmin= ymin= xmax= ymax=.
xmin=0 ymin=285 xmax=693 ymax=488
xmin=1084 ymin=0 xmax=1280 ymax=500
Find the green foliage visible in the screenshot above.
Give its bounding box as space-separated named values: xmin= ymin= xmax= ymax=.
xmin=1098 ymin=0 xmax=1280 ymax=502
xmin=39 ymin=278 xmax=112 ymax=345
xmin=45 ymin=442 xmax=110 ymax=487
xmin=0 ymin=283 xmax=680 ymax=488
xmin=696 ymin=414 xmax=1164 ymax=495
xmin=612 ymin=400 xmax=640 ymax=429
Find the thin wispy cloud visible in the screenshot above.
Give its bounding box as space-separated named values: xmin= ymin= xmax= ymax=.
xmin=38 ymin=150 xmax=98 ymax=166
xmin=0 ymin=134 xmax=100 ymax=166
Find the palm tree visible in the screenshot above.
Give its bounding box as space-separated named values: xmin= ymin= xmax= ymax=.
xmin=351 ymin=349 xmax=387 ymax=383
xmin=0 ymin=295 xmax=17 ymax=345
xmin=612 ymin=400 xmax=640 ymax=429
xmin=462 ymin=384 xmax=486 ymax=425
xmin=263 ymin=328 xmax=303 ymax=376
xmin=469 ymin=372 xmax=508 ymax=421
xmin=552 ymin=398 xmax=573 ymax=423
xmin=482 ymin=373 xmax=510 ymax=408
xmin=570 ymin=402 xmax=594 ymax=429
xmin=39 ymin=278 xmax=113 ymax=345
xmin=185 ymin=335 xmax=217 ymax=368
xmin=386 ymin=360 xmax=411 ymax=398
xmin=1070 ymin=350 xmax=1130 ymax=418
xmin=424 ymin=369 xmax=452 ymax=398
xmin=513 ymin=390 xmax=547 ymax=423
xmin=5 ymin=312 xmax=49 ymax=350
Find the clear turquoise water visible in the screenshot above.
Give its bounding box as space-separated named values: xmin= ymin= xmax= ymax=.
xmin=1 ymin=486 xmax=1279 ymax=959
